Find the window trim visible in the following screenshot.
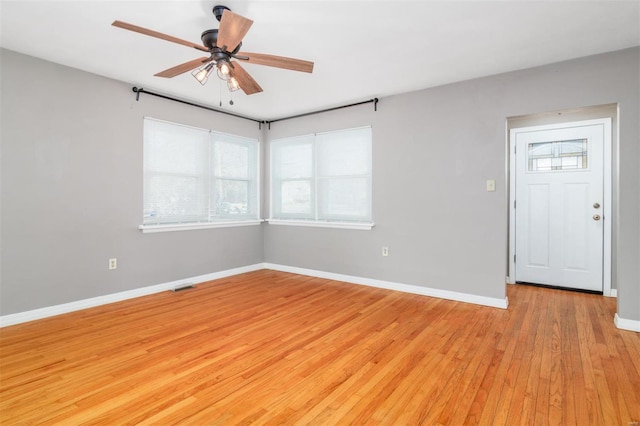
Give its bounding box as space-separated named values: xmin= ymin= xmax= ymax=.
xmin=139 ymin=220 xmax=263 ymax=234
xmin=265 ymin=219 xmax=374 ymax=230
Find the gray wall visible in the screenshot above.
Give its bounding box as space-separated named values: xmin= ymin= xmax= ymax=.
xmin=263 ymin=47 xmax=640 ymax=320
xmin=2 ymin=47 xmax=639 ymax=322
xmin=0 ymin=49 xmax=263 ymax=315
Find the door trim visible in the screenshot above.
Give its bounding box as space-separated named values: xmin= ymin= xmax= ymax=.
xmin=508 ymin=118 xmax=612 ymax=296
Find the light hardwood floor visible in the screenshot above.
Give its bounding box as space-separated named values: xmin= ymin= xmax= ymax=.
xmin=1 ymin=270 xmax=639 ymax=425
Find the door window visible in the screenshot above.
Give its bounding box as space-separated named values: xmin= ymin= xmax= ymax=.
xmin=528 ymin=139 xmax=588 ymax=172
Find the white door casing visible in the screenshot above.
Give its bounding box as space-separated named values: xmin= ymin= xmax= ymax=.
xmin=508 ymin=119 xmax=612 ymax=294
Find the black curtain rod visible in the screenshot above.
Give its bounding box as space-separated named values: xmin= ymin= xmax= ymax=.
xmin=265 ymin=98 xmax=379 ymax=127
xmin=132 ymin=87 xmax=265 ymax=127
xmin=131 ymin=87 xmax=379 ymax=129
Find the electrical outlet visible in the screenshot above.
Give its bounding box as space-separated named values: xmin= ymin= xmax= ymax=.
xmin=108 ymin=258 xmax=117 ymax=270
xmin=382 ymin=246 xmax=389 ymax=257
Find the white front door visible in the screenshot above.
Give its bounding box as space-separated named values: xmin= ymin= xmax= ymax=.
xmin=512 ymin=120 xmax=608 ymax=292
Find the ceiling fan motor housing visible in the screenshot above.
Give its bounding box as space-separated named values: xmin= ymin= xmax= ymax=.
xmin=201 ymin=29 xmax=219 ymax=50
xmin=201 ymin=28 xmax=242 ymax=54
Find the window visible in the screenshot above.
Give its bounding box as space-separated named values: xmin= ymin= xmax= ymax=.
xmin=142 ymin=117 xmax=259 ymax=231
xmin=528 ymin=139 xmax=588 ymax=171
xmin=270 ymin=126 xmax=373 ymax=229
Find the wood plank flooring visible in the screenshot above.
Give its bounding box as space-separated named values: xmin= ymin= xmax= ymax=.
xmin=1 ymin=270 xmax=638 ymax=424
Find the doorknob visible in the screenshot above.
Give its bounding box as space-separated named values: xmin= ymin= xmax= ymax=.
xmin=593 ymin=202 xmax=601 ymax=209
xmin=593 ymin=214 xmax=601 ymax=221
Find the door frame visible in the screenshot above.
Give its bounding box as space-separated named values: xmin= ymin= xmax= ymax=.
xmin=508 ymin=118 xmax=612 ymax=295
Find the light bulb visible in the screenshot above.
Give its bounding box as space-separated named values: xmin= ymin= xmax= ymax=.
xmin=217 ymin=61 xmax=232 ymax=81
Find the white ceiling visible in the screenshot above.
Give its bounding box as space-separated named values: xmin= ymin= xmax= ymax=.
xmin=1 ymin=1 xmax=639 ymax=120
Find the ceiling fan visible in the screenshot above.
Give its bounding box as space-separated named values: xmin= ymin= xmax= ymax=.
xmin=112 ymin=5 xmax=314 ymax=95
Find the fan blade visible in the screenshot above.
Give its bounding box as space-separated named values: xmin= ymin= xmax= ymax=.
xmin=155 ymin=57 xmax=212 ymax=78
xmin=236 ymin=52 xmax=314 ymax=73
xmin=217 ymin=10 xmax=253 ymax=52
xmin=231 ymin=62 xmax=263 ymax=95
xmin=112 ymin=20 xmax=208 ymax=52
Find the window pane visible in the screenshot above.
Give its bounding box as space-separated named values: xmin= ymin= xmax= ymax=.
xmin=318 ymin=177 xmax=370 ymax=219
xmin=528 ymin=139 xmax=587 ymax=171
xmin=143 ymin=119 xmax=209 ymax=225
xmin=560 ymin=140 xmax=585 ymax=154
xmin=144 ymin=120 xmax=209 ymax=174
xmin=214 ymin=140 xmax=249 ymax=178
xmin=213 ymin=134 xmax=258 ymax=218
xmin=144 ymin=174 xmax=203 ymax=224
xmin=316 ymin=127 xmax=371 ymax=176
xmin=214 ymin=179 xmax=249 ymax=216
xmin=276 ymin=140 xmax=313 ymax=179
xmin=281 ymin=180 xmax=312 ymax=214
xmin=529 ymin=142 xmax=553 ymax=157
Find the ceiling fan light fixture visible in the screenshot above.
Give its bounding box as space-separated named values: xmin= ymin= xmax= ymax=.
xmin=216 ymin=60 xmax=232 ymax=81
xmin=192 ymin=62 xmax=215 ymax=85
xmin=227 ymin=77 xmax=240 ymax=92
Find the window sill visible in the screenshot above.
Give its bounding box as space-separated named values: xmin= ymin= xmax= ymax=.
xmin=139 ymin=220 xmax=263 ymax=233
xmin=266 ymin=219 xmax=375 ymax=230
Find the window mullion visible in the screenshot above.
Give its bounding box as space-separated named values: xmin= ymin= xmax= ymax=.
xmin=208 ymin=131 xmax=214 ymax=222
xmin=313 ymin=136 xmax=319 ymax=221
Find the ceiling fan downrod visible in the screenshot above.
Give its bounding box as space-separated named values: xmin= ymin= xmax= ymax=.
xmin=213 ymin=5 xmax=230 ymax=22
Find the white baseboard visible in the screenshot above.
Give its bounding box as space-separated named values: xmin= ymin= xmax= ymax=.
xmin=5 ymin=262 xmax=633 ymax=331
xmin=614 ymin=313 xmax=640 ymax=332
xmin=264 ymin=263 xmax=509 ymax=309
xmin=0 ymin=262 xmax=511 ymax=328
xmin=0 ymin=263 xmax=264 ymax=328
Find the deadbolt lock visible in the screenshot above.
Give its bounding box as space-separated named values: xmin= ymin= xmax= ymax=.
xmin=593 ymin=214 xmax=601 ymax=221
xmin=593 ymin=202 xmax=601 ymax=209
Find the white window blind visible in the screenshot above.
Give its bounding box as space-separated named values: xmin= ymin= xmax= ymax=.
xmin=270 ymin=126 xmax=372 ymax=224
xmin=143 ymin=117 xmax=259 ymax=227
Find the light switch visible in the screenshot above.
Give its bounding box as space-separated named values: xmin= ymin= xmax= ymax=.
xmin=486 ymin=179 xmax=496 ymax=192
